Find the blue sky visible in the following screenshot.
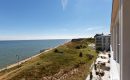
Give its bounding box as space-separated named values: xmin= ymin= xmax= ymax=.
xmin=0 ymin=0 xmax=112 ymax=40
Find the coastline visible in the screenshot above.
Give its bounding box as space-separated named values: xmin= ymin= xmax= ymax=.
xmin=0 ymin=38 xmax=97 ymax=80
xmin=0 ymin=40 xmax=70 ymax=72
xmin=0 ymin=48 xmax=53 ymax=72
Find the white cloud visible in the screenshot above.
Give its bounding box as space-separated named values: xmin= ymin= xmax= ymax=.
xmin=61 ymin=0 xmax=68 ymax=10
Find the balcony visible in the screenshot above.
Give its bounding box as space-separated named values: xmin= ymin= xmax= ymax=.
xmin=110 ymin=46 xmax=120 ymax=80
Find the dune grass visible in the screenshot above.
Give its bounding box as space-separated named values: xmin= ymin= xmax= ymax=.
xmin=0 ymin=38 xmax=97 ymax=80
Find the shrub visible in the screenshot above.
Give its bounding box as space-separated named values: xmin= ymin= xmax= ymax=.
xmin=101 ymin=63 xmax=105 ymax=66
xmin=79 ymin=52 xmax=83 ymax=57
xmin=94 ymin=64 xmax=97 ymax=70
xmin=74 ymin=64 xmax=80 ymax=68
xmin=100 ymin=71 xmax=105 ymax=76
xmin=59 ymin=52 xmax=63 ymax=54
xmin=96 ymin=50 xmax=99 ymax=53
xmin=54 ymin=49 xmax=58 ymax=53
xmin=108 ymin=54 xmax=111 ymax=58
xmin=96 ymin=71 xmax=99 ymax=75
xmin=90 ymin=72 xmax=93 ymax=80
xmin=86 ymin=54 xmax=94 ymax=60
xmin=75 ymin=46 xmax=80 ymax=49
xmin=36 ymin=62 xmax=40 ymax=65
xmin=80 ymin=45 xmax=82 ymax=47
xmin=83 ymin=46 xmax=86 ymax=48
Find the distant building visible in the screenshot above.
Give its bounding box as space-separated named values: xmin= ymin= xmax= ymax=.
xmin=94 ymin=33 xmax=111 ymax=51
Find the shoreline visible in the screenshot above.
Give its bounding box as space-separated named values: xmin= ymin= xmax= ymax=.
xmin=0 ymin=48 xmax=53 ymax=72
xmin=0 ymin=40 xmax=71 ymax=72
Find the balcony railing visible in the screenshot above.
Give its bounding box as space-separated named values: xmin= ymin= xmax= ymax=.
xmin=110 ymin=45 xmax=120 ymax=80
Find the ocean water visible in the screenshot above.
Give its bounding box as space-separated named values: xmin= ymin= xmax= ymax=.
xmin=0 ymin=39 xmax=70 ymax=69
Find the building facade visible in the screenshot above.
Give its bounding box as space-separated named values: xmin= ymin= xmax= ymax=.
xmin=110 ymin=0 xmax=130 ymax=80
xmin=94 ymin=34 xmax=111 ymax=51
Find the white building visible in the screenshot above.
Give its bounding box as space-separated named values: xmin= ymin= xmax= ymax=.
xmin=94 ymin=34 xmax=111 ymax=51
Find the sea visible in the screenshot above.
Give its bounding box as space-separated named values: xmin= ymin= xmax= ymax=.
xmin=0 ymin=39 xmax=70 ymax=69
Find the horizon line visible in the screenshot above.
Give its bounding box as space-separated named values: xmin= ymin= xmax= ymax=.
xmin=0 ymin=37 xmax=94 ymax=41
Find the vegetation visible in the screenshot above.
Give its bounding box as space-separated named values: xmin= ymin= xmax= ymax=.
xmin=79 ymin=52 xmax=83 ymax=57
xmin=54 ymin=49 xmax=59 ymax=53
xmin=0 ymin=38 xmax=97 ymax=80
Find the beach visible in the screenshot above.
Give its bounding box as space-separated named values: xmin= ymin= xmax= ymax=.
xmin=0 ymin=48 xmax=53 ymax=72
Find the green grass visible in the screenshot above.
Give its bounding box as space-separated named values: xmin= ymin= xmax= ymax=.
xmin=0 ymin=38 xmax=97 ymax=80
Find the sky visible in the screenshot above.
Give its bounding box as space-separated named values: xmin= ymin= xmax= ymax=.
xmin=0 ymin=0 xmax=112 ymax=40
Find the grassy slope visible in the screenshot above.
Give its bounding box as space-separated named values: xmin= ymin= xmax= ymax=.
xmin=0 ymin=38 xmax=97 ymax=80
